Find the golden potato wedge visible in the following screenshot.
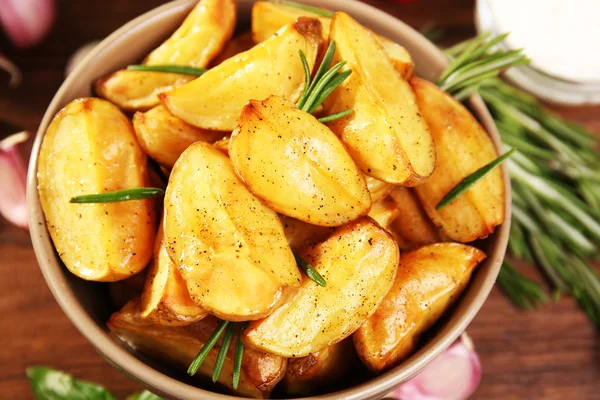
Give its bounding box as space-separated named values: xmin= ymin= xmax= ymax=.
xmin=283 ymin=338 xmax=359 ymax=396
xmin=323 ymin=12 xmax=435 ymax=185
xmin=244 ymin=217 xmax=399 ymax=358
xmin=388 ymin=186 xmax=441 ymax=250
xmin=38 ymin=98 xmax=156 ymax=282
xmin=353 ymin=243 xmax=486 ymax=371
xmin=141 ymin=221 xmax=207 ymax=326
xmin=230 ymin=96 xmax=371 ymax=227
xmin=210 ymin=31 xmax=255 ymax=68
xmin=411 ymin=78 xmax=506 ymax=242
xmin=365 ymin=175 xmax=394 ymax=203
xmin=133 ymin=105 xmax=226 ymax=169
xmin=164 ymin=142 xmax=301 ymax=321
xmin=161 ymin=17 xmax=323 ymax=131
xmin=368 ymin=197 xmax=400 ymax=231
xmin=280 ymin=215 xmax=335 ymax=252
xmin=213 ymin=135 xmax=231 ymax=155
xmin=95 ymin=0 xmax=236 ymax=111
xmin=108 ymin=300 xmax=286 ymax=399
xmin=251 ymin=1 xmax=414 ymax=79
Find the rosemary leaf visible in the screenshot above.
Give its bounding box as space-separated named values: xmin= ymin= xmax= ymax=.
xmin=318 ymin=109 xmax=354 ymax=123
xmin=301 ymin=41 xmax=337 ymax=109
xmin=294 ymin=253 xmax=326 ymax=287
xmin=70 ymin=188 xmax=164 ymax=203
xmin=270 ymin=0 xmax=334 ymax=18
xmin=497 ymin=262 xmax=548 ymax=310
xmin=212 ymin=322 xmax=236 ymax=383
xmin=127 ymin=65 xmax=207 ymax=76
xmin=297 ymin=50 xmax=312 ymax=109
xmin=187 ymin=320 xmax=229 ymax=376
xmin=308 ymin=70 xmax=352 ymax=113
xmin=232 ymin=322 xmax=247 ymax=390
xmin=301 ymin=60 xmax=347 ymax=113
xmin=436 ymin=148 xmax=516 ymax=209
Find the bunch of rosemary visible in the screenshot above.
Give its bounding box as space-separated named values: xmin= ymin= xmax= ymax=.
xmin=440 ymin=34 xmax=600 ymax=326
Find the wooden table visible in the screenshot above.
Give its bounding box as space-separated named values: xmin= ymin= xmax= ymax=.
xmin=0 ymin=0 xmax=598 ymax=398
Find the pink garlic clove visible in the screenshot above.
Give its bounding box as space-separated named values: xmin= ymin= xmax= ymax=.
xmin=0 ymin=0 xmax=56 ymax=49
xmin=0 ymin=131 xmax=30 ymax=229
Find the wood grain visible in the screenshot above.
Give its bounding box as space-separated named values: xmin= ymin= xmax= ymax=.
xmin=0 ymin=0 xmax=598 ymax=399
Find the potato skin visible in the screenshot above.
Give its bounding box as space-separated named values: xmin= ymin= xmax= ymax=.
xmin=161 ymin=17 xmax=323 ymax=131
xmin=368 ymin=197 xmax=400 ymax=232
xmin=140 ymin=221 xmax=207 ymax=326
xmin=164 ymin=142 xmax=301 ymax=321
xmin=244 ymin=217 xmax=399 ymax=358
xmin=283 ymin=338 xmax=359 ymax=396
xmin=353 ymin=243 xmax=486 ymax=371
xmin=323 ymin=12 xmax=435 ymax=185
xmin=230 ymin=96 xmax=371 ymax=227
xmin=108 ymin=300 xmax=286 ymax=399
xmin=411 ymin=78 xmax=506 ymax=242
xmin=95 ymin=0 xmax=236 ymax=111
xmin=38 ymin=98 xmax=156 ymax=282
xmin=251 ymin=1 xmax=414 ymax=79
xmin=388 ymin=187 xmax=441 ymax=250
xmin=133 ymin=105 xmax=226 ymax=169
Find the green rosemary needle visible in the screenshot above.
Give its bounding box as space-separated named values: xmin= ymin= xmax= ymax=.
xmin=318 ymin=109 xmax=354 ymax=123
xmin=232 ymin=322 xmax=247 ymax=390
xmin=294 ymin=253 xmax=326 ymax=287
xmin=127 ymin=65 xmax=207 ymax=76
xmin=70 ymin=188 xmax=164 ymax=203
xmin=212 ymin=322 xmax=237 ymax=382
xmin=270 ymin=0 xmax=334 ymax=18
xmin=435 ymin=148 xmax=516 ymax=210
xmin=187 ymin=320 xmax=229 ymax=376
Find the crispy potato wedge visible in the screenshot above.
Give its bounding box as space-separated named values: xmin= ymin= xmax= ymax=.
xmin=244 ymin=218 xmax=399 ymax=357
xmin=368 ymin=197 xmax=400 ymax=231
xmin=161 ymin=18 xmax=323 ymax=131
xmin=280 ymin=215 xmax=335 ymax=252
xmin=141 ymin=221 xmax=207 ymax=326
xmin=213 ymin=135 xmax=231 ymax=155
xmin=365 ymin=175 xmax=394 ymax=203
xmin=353 ymin=243 xmax=486 ymax=371
xmin=95 ymin=0 xmax=236 ymax=111
xmin=133 ymin=105 xmax=226 ymax=169
xmin=282 ymin=338 xmax=359 ymax=396
xmin=210 ymin=31 xmax=255 ymax=68
xmin=251 ymin=1 xmax=413 ymax=78
xmin=388 ymin=187 xmax=441 ymax=250
xmin=323 ymin=12 xmax=435 ymax=185
xmin=230 ymin=96 xmax=370 ymax=227
xmin=411 ymin=78 xmax=506 ymax=242
xmin=164 ymin=142 xmax=301 ymax=321
xmin=108 ymin=300 xmax=286 ymax=399
xmin=38 ymin=98 xmax=156 ymax=282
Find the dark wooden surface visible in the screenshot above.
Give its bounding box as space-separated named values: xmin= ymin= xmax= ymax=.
xmin=0 ymin=0 xmax=598 ymax=399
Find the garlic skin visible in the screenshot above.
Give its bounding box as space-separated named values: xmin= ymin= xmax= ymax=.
xmin=0 ymin=52 xmax=22 ymax=87
xmin=386 ymin=333 xmax=482 ymax=400
xmin=0 ymin=0 xmax=56 ymax=49
xmin=0 ymin=132 xmax=30 ymax=229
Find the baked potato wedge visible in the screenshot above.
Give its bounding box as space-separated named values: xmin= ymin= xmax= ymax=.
xmin=210 ymin=31 xmax=255 ymax=68
xmin=388 ymin=186 xmax=441 ymax=250
xmin=280 ymin=215 xmax=335 ymax=252
xmin=368 ymin=197 xmax=400 ymax=231
xmin=161 ymin=17 xmax=323 ymax=131
xmin=108 ymin=300 xmax=286 ymax=399
xmin=213 ymin=136 xmax=231 ymax=155
xmin=411 ymin=77 xmax=506 ymax=242
xmin=133 ymin=105 xmax=226 ymax=169
xmin=141 ymin=221 xmax=207 ymax=326
xmin=353 ymin=243 xmax=486 ymax=371
xmin=230 ymin=96 xmax=371 ymax=227
xmin=95 ymin=0 xmax=236 ymax=111
xmin=282 ymin=338 xmax=359 ymax=396
xmin=38 ymin=98 xmax=156 ymax=282
xmin=164 ymin=142 xmax=301 ymax=321
xmin=244 ymin=217 xmax=399 ymax=357
xmin=365 ymin=175 xmax=394 ymax=203
xmin=323 ymin=12 xmax=435 ymax=185
xmin=251 ymin=1 xmax=413 ymax=79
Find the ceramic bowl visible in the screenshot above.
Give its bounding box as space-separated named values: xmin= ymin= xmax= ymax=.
xmin=27 ymin=0 xmax=510 ymax=398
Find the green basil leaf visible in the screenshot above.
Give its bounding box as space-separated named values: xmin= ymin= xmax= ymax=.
xmin=26 ymin=367 xmax=117 ymax=400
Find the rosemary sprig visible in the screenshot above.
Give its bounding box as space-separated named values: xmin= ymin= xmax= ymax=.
xmin=127 ymin=65 xmax=207 ymax=76
xmin=270 ymin=0 xmax=334 ymax=18
xmin=187 ymin=320 xmax=230 ymax=376
xmin=232 ymin=322 xmax=247 ymax=390
xmin=294 ymin=253 xmax=326 ymax=287
xmin=212 ymin=322 xmax=236 ymax=382
xmin=70 ymin=188 xmax=164 ymax=203
xmin=440 ymin=33 xmax=600 ymax=326
xmin=436 ymin=148 xmax=516 ymax=209
xmin=318 ymin=109 xmax=354 ymax=123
